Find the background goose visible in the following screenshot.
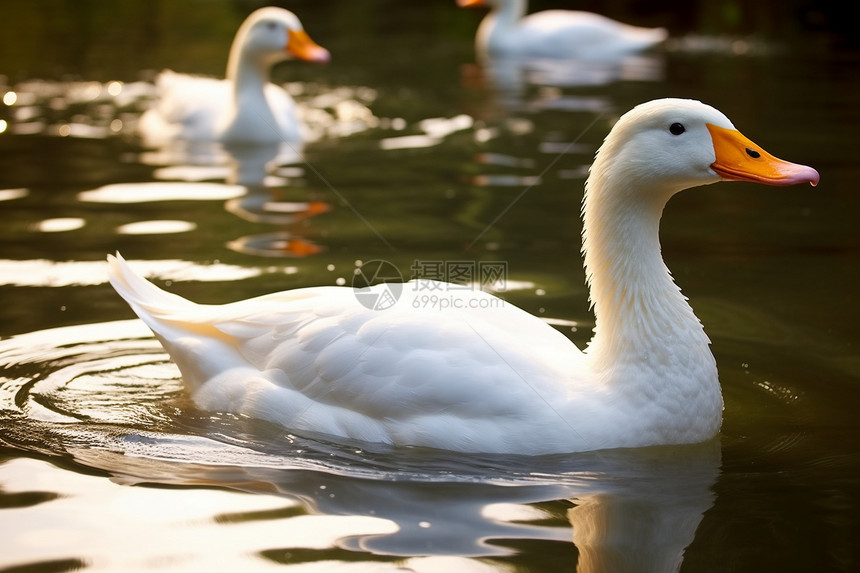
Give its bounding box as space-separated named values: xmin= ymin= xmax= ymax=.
xmin=110 ymin=99 xmax=818 ymax=455
xmin=138 ymin=7 xmax=329 ymax=146
xmin=458 ymin=0 xmax=667 ymax=59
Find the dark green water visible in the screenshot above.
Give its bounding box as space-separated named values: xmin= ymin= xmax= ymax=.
xmin=1 ymin=1 xmax=858 ymax=571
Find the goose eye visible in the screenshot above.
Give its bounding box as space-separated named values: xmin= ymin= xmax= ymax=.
xmin=669 ymin=122 xmax=686 ymax=136
xmin=265 ymin=21 xmax=277 ymax=30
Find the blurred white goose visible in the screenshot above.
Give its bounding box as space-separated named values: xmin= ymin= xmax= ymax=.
xmin=458 ymin=0 xmax=667 ymax=59
xmin=138 ymin=7 xmax=329 ymax=145
xmin=110 ymin=99 xmax=819 ymax=454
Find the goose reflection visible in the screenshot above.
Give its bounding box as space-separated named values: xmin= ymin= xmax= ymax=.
xmin=138 ymin=139 xmax=329 ymax=258
xmin=220 ymin=141 xmax=328 ymax=258
xmin=566 ymin=444 xmax=719 ymax=573
xmin=69 ymin=435 xmax=718 ymax=569
xmin=465 ymin=51 xmax=663 ymax=114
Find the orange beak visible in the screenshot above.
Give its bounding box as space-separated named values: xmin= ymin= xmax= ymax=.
xmin=457 ymin=0 xmax=487 ymax=7
xmin=287 ymin=29 xmax=330 ymax=63
xmin=707 ymin=124 xmax=819 ymax=187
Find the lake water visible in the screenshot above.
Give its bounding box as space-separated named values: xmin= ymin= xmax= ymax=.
xmin=1 ymin=1 xmax=858 ymax=571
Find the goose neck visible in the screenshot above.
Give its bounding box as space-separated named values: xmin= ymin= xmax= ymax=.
xmin=227 ymin=50 xmax=269 ymax=100
xmin=581 ymin=173 xmax=709 ymax=369
xmin=495 ymin=0 xmax=527 ymax=23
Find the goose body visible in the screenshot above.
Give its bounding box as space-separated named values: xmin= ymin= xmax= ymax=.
xmin=138 ymin=7 xmax=329 ymax=145
xmin=458 ymin=0 xmax=667 ymax=59
xmin=110 ymin=99 xmax=819 ymax=454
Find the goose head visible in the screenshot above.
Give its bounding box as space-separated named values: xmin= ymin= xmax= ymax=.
xmin=589 ymin=99 xmax=820 ymax=205
xmin=457 ymin=0 xmax=496 ymax=7
xmin=457 ymin=0 xmax=528 ymax=17
xmin=229 ymin=7 xmax=330 ymax=74
xmin=583 ymin=99 xmax=819 ymax=372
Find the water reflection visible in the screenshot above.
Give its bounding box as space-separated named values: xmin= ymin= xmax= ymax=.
xmin=10 ymin=442 xmax=718 ymax=569
xmin=221 ymin=142 xmax=329 ymax=257
xmin=78 ymin=138 xmax=332 ymax=257
xmin=221 ymin=141 xmax=302 ymax=186
xmin=227 ymin=232 xmax=324 ymax=258
xmin=136 ymin=138 xmax=298 ymax=183
xmin=225 ymin=194 xmax=330 ymax=225
xmin=568 ymin=446 xmax=719 ymax=573
xmin=473 ymin=52 xmax=664 ymax=111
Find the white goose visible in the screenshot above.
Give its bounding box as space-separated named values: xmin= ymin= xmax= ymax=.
xmin=109 ymin=99 xmax=819 ymax=455
xmin=458 ymin=0 xmax=668 ymax=59
xmin=138 ymin=7 xmax=329 ymax=145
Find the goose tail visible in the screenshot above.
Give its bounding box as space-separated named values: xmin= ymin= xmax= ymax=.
xmin=107 ymin=252 xmax=243 ymax=391
xmin=107 ymin=252 xmax=195 ymax=325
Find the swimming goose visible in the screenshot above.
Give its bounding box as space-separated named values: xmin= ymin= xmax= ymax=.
xmin=109 ymin=99 xmax=819 ymax=454
xmin=138 ymin=7 xmax=329 ymax=145
xmin=458 ymin=0 xmax=667 ymax=59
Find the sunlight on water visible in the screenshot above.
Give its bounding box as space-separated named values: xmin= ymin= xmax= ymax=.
xmin=116 ymin=220 xmax=197 ymax=235
xmin=0 ymin=79 xmax=154 ymax=138
xmin=0 ymin=259 xmax=118 ymax=287
xmin=0 ymin=259 xmax=268 ymax=287
xmin=0 ymin=188 xmax=27 ymax=201
xmin=29 ymin=217 xmax=86 ymax=233
xmin=380 ymin=134 xmax=444 ymax=150
xmin=152 ymin=164 xmax=231 ymax=182
xmin=78 ymin=182 xmax=246 ymax=203
xmin=419 ymin=115 xmax=474 ymax=139
xmin=481 ymin=502 xmax=549 ymax=522
xmin=0 ymin=457 xmax=397 ymax=572
xmin=380 ymin=114 xmax=474 ymax=149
